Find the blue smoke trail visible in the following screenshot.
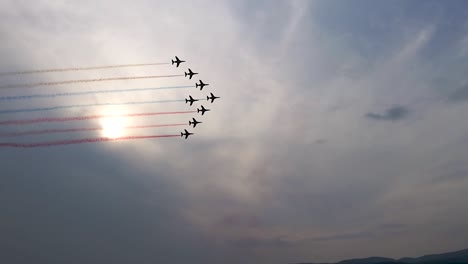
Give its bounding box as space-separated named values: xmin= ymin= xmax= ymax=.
xmin=0 ymin=85 xmax=193 ymax=101
xmin=0 ymin=100 xmax=186 ymax=114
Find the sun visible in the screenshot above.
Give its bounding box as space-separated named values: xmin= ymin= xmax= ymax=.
xmin=100 ymin=116 xmax=127 ymax=139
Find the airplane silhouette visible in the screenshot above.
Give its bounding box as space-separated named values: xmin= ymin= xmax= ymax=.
xmin=197 ymin=105 xmax=210 ymax=115
xmin=189 ymin=118 xmax=202 ymax=128
xmin=171 ymin=56 xmax=185 ymax=67
xmin=181 ymin=129 xmax=194 ymax=139
xmin=185 ymin=68 xmax=198 ymax=79
xmin=185 ymin=95 xmax=199 ymax=106
xmin=195 ymin=80 xmax=209 ymax=90
xmin=206 ymin=93 xmax=220 ymax=103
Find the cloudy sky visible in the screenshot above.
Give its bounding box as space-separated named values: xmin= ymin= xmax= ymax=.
xmin=1 ymin=0 xmax=468 ymax=263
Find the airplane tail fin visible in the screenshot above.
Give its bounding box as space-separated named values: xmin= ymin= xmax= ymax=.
xmin=207 ymin=96 xmax=209 ymax=100
xmin=195 ymin=83 xmax=199 ymax=88
xmin=185 ymin=99 xmax=188 ymax=103
xmin=171 ymin=60 xmax=175 ymax=65
xmin=185 ymin=72 xmax=188 ymax=77
xmin=180 ymin=132 xmax=183 ymax=137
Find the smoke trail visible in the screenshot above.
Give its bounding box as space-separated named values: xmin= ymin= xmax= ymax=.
xmin=0 ymin=134 xmax=179 ymax=148
xmin=0 ymin=123 xmax=186 ymax=138
xmin=0 ymin=110 xmax=196 ymax=126
xmin=0 ymin=62 xmax=170 ymax=76
xmin=0 ymin=85 xmax=194 ymax=101
xmin=0 ymin=74 xmax=183 ymax=89
xmin=0 ymin=99 xmax=186 ymax=114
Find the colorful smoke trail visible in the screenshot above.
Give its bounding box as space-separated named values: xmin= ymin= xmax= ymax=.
xmin=0 ymin=134 xmax=180 ymax=148
xmin=0 ymin=111 xmax=197 ymax=126
xmin=0 ymin=85 xmax=194 ymax=101
xmin=0 ymin=123 xmax=186 ymax=138
xmin=0 ymin=99 xmax=186 ymax=114
xmin=0 ymin=62 xmax=170 ymax=76
xmin=0 ymin=74 xmax=184 ymax=89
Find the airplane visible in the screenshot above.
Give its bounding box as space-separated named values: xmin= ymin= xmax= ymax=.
xmin=181 ymin=129 xmax=194 ymax=139
xmin=171 ymin=56 xmax=185 ymax=67
xmin=195 ymin=80 xmax=209 ymax=90
xmin=185 ymin=95 xmax=199 ymax=106
xmin=206 ymin=93 xmax=220 ymax=103
xmin=185 ymin=68 xmax=198 ymax=79
xmin=197 ymin=105 xmax=210 ymax=115
xmin=189 ymin=118 xmax=202 ymax=128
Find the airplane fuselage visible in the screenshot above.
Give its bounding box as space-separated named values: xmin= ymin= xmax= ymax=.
xmin=197 ymin=107 xmax=210 ymax=115
xmin=196 ymin=80 xmax=209 ymax=90
xmin=186 ymin=96 xmax=199 ymax=106
xmin=189 ymin=118 xmax=202 ymax=128
xmin=172 ymin=56 xmax=185 ymax=67
xmin=185 ymin=69 xmax=198 ymax=79
xmin=181 ymin=129 xmax=193 ymax=139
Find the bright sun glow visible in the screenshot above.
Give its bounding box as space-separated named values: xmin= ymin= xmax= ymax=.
xmin=100 ymin=116 xmax=127 ymax=139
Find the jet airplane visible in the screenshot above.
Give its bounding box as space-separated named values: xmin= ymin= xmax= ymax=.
xmin=189 ymin=118 xmax=202 ymax=128
xmin=197 ymin=105 xmax=210 ymax=115
xmin=185 ymin=68 xmax=198 ymax=79
xmin=185 ymin=95 xmax=199 ymax=106
xmin=172 ymin=56 xmax=185 ymax=67
xmin=181 ymin=129 xmax=194 ymax=139
xmin=195 ymin=80 xmax=209 ymax=90
xmin=207 ymin=93 xmax=220 ymax=103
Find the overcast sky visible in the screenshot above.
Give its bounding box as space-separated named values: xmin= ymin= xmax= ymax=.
xmin=1 ymin=1 xmax=468 ymax=263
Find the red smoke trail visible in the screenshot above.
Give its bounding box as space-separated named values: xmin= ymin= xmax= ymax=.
xmin=0 ymin=74 xmax=183 ymax=89
xmin=0 ymin=111 xmax=196 ymax=126
xmin=0 ymin=123 xmax=186 ymax=138
xmin=0 ymin=135 xmax=179 ymax=148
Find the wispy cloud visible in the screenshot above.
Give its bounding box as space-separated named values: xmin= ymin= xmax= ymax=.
xmin=365 ymin=105 xmax=410 ymax=121
xmin=1 ymin=1 xmax=468 ymax=264
xmin=448 ymin=83 xmax=468 ymax=103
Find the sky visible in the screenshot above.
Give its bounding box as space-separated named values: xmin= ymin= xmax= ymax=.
xmin=1 ymin=0 xmax=468 ymax=263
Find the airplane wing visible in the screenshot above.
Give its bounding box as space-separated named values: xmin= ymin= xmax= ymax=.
xmin=175 ymin=56 xmax=179 ymax=61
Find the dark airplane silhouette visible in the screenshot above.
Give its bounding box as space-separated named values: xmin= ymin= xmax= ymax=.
xmin=197 ymin=105 xmax=210 ymax=115
xmin=189 ymin=118 xmax=202 ymax=128
xmin=185 ymin=68 xmax=198 ymax=79
xmin=195 ymin=80 xmax=209 ymax=90
xmin=171 ymin=56 xmax=185 ymax=67
xmin=185 ymin=95 xmax=199 ymax=106
xmin=181 ymin=129 xmax=194 ymax=139
xmin=206 ymin=93 xmax=220 ymax=103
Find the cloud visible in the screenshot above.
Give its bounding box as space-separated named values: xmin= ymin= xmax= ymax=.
xmin=448 ymin=83 xmax=468 ymax=103
xmin=432 ymin=170 xmax=468 ymax=184
xmin=1 ymin=1 xmax=468 ymax=264
xmin=365 ymin=105 xmax=410 ymax=121
xmin=314 ymin=138 xmax=328 ymax=144
xmin=310 ymin=231 xmax=375 ymax=242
